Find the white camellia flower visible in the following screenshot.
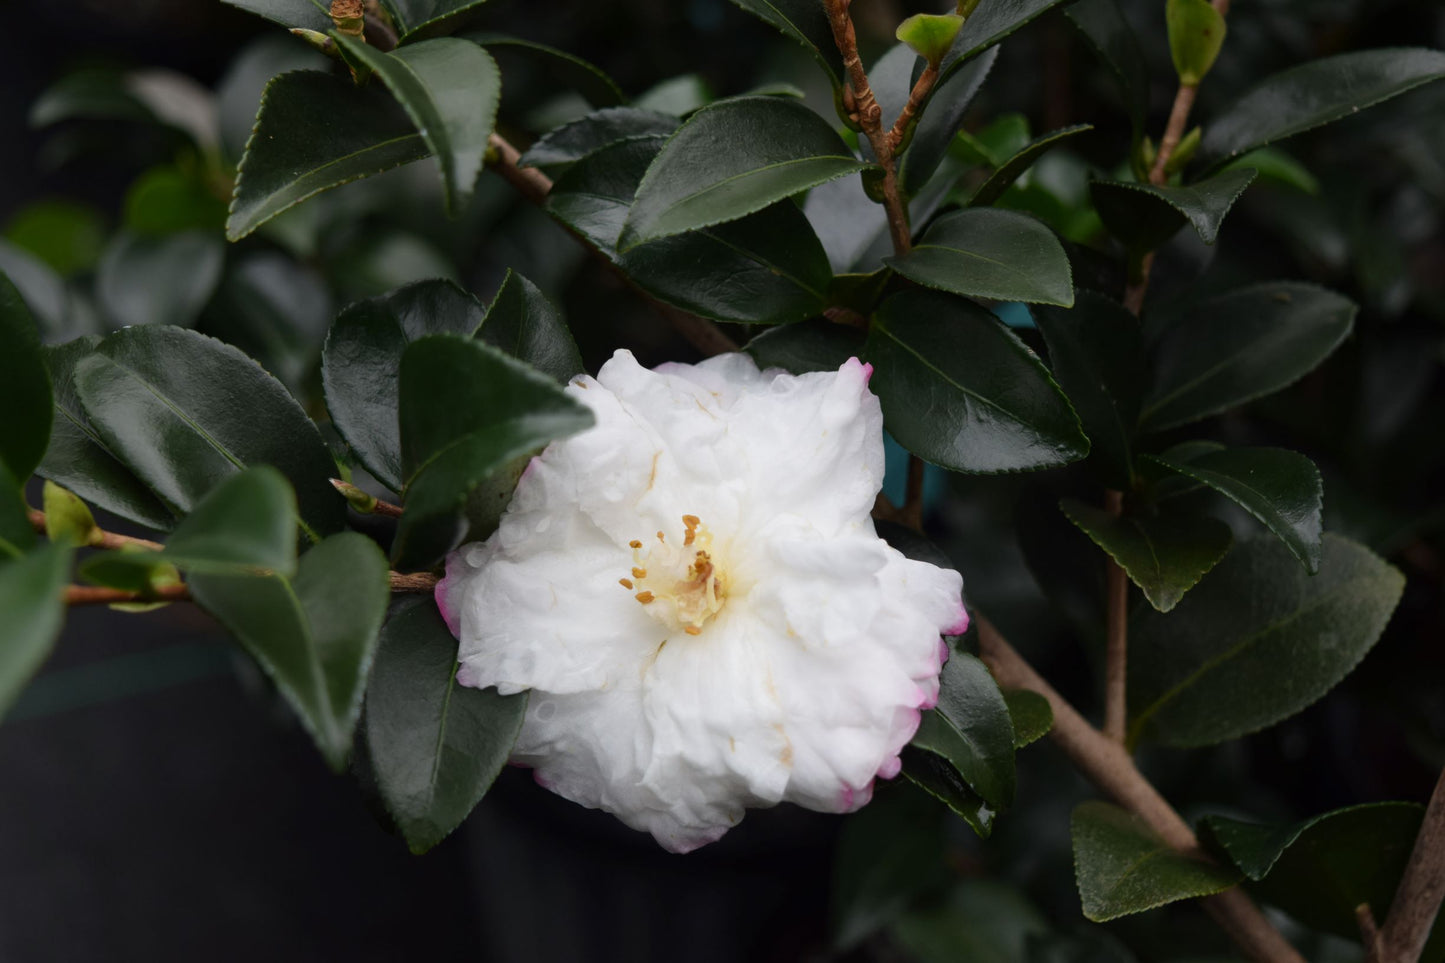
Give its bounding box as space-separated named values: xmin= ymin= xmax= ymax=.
xmin=437 ymin=349 xmax=967 ymax=852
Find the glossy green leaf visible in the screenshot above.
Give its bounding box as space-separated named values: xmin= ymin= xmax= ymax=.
xmin=744 ymin=319 xmax=866 ymax=375
xmin=899 ymin=49 xmax=997 ymax=195
xmin=1145 ymin=447 xmax=1323 ymax=572
xmin=216 ymin=34 xmax=329 ymax=165
xmin=73 ymin=326 xmax=345 ymax=539
xmin=726 ymin=0 xmax=843 ymax=89
xmin=897 ymin=13 xmax=964 ymax=67
xmin=394 ymin=335 xmax=593 ymax=569
xmin=192 ymin=532 xmax=388 ymax=769
xmin=478 ymin=272 xmax=584 ymax=385
xmin=633 ymin=74 xmax=713 ymax=115
xmin=1003 ymin=689 xmax=1053 ymax=748
xmin=902 ymin=746 xmax=996 ymax=838
xmin=323 ymin=280 xmax=486 ymax=492
xmin=0 ymin=269 xmax=53 ymax=480
xmin=549 ymin=137 xmax=832 ymax=325
xmin=1060 ymin=498 xmax=1232 ymax=613
xmin=96 ymin=232 xmax=224 ymax=329
xmin=388 ymin=0 xmax=488 ymax=40
xmin=1129 ymin=534 xmax=1404 ymax=747
xmin=909 ymin=651 xmax=1016 ymax=810
xmin=0 ymin=544 xmax=73 ymax=720
xmin=1199 ymin=48 xmax=1445 ymax=170
xmin=227 ymin=70 xmax=430 ymax=241
xmin=831 ymin=784 xmax=948 ymax=950
xmin=1072 ymin=801 xmax=1241 ymax=922
xmin=891 ymin=880 xmax=1050 ymax=963
xmin=1140 ymin=282 xmax=1356 ymax=432
xmin=332 ymin=35 xmax=499 ymax=216
xmin=519 ymin=107 xmax=678 ymax=173
xmin=1067 ymin=0 xmax=1148 ymax=142
xmin=1166 ymin=0 xmax=1225 ymax=86
xmin=1202 ymin=803 xmax=1443 ymax=954
xmin=366 ymin=595 xmax=526 ymax=854
xmin=618 ymin=96 xmax=869 ymax=249
xmin=866 ymin=290 xmax=1088 ymax=472
xmin=1091 ymin=167 xmax=1256 ymax=249
xmin=37 ymin=339 xmax=174 ymax=531
xmin=221 ymin=0 xmax=330 ymax=31
xmin=464 ymin=33 xmax=624 ymax=108
xmin=888 ymin=208 xmax=1074 ymax=306
xmin=968 ymin=124 xmax=1094 ymax=209
xmin=940 ymin=0 xmax=1072 ymax=81
xmin=1033 ymin=291 xmax=1143 ymax=490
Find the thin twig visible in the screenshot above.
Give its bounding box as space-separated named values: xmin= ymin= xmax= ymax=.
xmin=64 ymin=571 xmax=440 ymax=607
xmin=1378 ymin=768 xmax=1445 ymax=962
xmin=890 ymin=63 xmax=940 ymax=152
xmin=485 ymin=133 xmax=739 ymax=356
xmin=976 ymin=617 xmax=1307 ymax=963
xmin=1103 ymin=488 xmax=1129 ymax=743
xmin=823 ymin=0 xmax=917 ymax=254
xmin=902 ymin=456 xmax=926 ymax=532
xmin=1358 ymin=903 xmax=1384 ymax=963
xmin=29 ymin=509 xmax=163 ymax=552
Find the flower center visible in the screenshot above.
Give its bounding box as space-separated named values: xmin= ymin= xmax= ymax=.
xmin=619 ymin=515 xmax=727 ymax=636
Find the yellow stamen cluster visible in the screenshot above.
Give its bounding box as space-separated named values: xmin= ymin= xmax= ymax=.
xmin=622 ymin=515 xmax=726 ymax=635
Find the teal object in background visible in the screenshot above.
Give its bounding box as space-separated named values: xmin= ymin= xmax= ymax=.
xmin=881 ymin=432 xmax=948 ymax=512
xmin=993 ymin=300 xmax=1036 ymax=329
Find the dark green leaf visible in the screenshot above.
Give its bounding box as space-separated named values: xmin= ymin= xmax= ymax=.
xmin=190 ymin=531 xmax=389 ymax=770
xmin=3 ymin=200 xmax=107 ymax=277
xmin=519 ymin=107 xmax=678 ymax=173
xmin=84 ymin=468 xmax=297 ymax=588
xmin=1072 ymin=801 xmax=1241 ymax=922
xmin=744 ymin=319 xmax=866 ymax=375
xmin=28 ymin=67 xmax=161 ymax=128
xmin=123 ymin=167 xmax=230 ymax=237
xmin=1140 ymin=282 xmax=1356 ymax=432
xmin=1201 ymin=803 xmax=1442 ymax=953
xmin=73 ymin=326 xmax=345 ymax=539
xmin=221 ymin=0 xmax=330 ymax=31
xmin=1060 ymin=498 xmax=1233 ymax=613
xmin=216 ymin=34 xmax=329 ymax=164
xmin=366 ymin=595 xmax=526 ymax=854
xmin=900 ymin=48 xmax=998 ymax=194
xmin=227 ymin=70 xmax=430 ymax=241
xmin=726 ymin=0 xmax=843 ymax=89
xmin=1090 ymin=167 xmax=1257 ymax=249
xmin=1199 ymin=48 xmax=1445 ymax=170
xmin=618 ymin=96 xmax=869 ymax=249
xmin=464 ymin=33 xmax=624 ymax=108
xmin=865 ymin=290 xmax=1089 ymax=472
xmin=1129 ymin=534 xmax=1404 ymax=747
xmin=549 ymin=137 xmax=833 ymax=325
xmin=96 ymin=232 xmax=224 ymax=329
xmin=969 ymin=124 xmax=1095 ymax=209
xmin=0 ymin=544 xmax=72 ymax=719
xmin=0 ymin=465 xmax=37 ymax=557
xmin=1067 ymin=0 xmax=1148 ymax=142
xmin=1003 ymin=689 xmax=1053 ymax=748
xmin=478 ymin=271 xmax=584 ymax=384
xmin=1145 ymin=447 xmax=1323 ymax=572
xmin=1033 ymin=291 xmax=1143 ymax=490
xmin=892 ymin=880 xmax=1050 ymax=963
xmin=0 ymin=269 xmax=53 ymax=480
xmin=323 ymin=280 xmax=486 ymax=492
xmin=902 ymin=746 xmax=996 ymax=838
xmin=940 ymin=0 xmax=1072 ymax=81
xmin=1165 ymin=0 xmax=1226 ymax=86
xmin=909 ymin=651 xmax=1017 ymax=810
xmin=332 ymin=35 xmax=499 ymax=215
xmin=887 ymin=208 xmax=1074 ymax=306
xmin=388 ymin=0 xmax=488 ymax=40
xmin=38 ymin=338 xmax=174 ymax=531
xmin=830 ymin=783 xmax=948 ymax=950
xmin=394 ymin=336 xmax=593 ymax=569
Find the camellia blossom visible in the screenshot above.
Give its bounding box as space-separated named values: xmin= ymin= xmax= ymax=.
xmin=437 ymin=349 xmax=968 ymax=852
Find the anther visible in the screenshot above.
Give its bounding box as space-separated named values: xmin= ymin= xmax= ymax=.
xmin=635 ymin=591 xmax=655 ymax=604
xmin=684 ymin=626 xmax=702 ymax=636
xmin=629 ymin=540 xmax=642 ymax=549
xmin=619 ymin=578 xmax=633 ymax=589
xmin=632 ymin=567 xmax=647 ymax=579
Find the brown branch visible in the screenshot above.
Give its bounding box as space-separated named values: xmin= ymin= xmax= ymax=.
xmin=1103 ymin=489 xmax=1129 ymax=743
xmin=901 ymin=455 xmax=926 ymax=532
xmin=976 ymin=617 xmax=1307 ymax=963
xmin=890 ymin=63 xmax=940 ymax=152
xmin=29 ymin=508 xmax=163 ymax=552
xmin=65 ymin=571 xmax=440 ymax=607
xmin=1359 ymin=903 xmax=1384 ymax=963
xmin=485 ymin=133 xmax=739 ymax=356
xmin=823 ymin=0 xmax=916 ymax=255
xmin=1378 ymin=768 xmax=1445 ymax=962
